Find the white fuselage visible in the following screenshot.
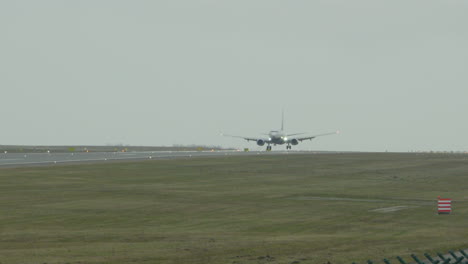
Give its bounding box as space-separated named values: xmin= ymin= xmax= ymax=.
xmin=268 ymin=130 xmax=287 ymax=145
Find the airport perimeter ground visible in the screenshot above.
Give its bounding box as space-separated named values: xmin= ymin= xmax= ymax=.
xmin=0 ymin=152 xmax=467 ymax=264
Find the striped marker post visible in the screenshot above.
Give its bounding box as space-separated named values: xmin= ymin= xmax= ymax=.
xmin=437 ymin=197 xmax=452 ymax=214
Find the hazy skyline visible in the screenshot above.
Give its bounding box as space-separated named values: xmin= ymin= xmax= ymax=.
xmin=2 ymin=0 xmax=468 ymax=152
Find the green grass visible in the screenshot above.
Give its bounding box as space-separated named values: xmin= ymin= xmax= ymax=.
xmin=0 ymin=153 xmax=467 ymax=264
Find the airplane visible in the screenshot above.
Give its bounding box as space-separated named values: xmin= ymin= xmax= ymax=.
xmin=222 ymin=112 xmax=339 ymax=151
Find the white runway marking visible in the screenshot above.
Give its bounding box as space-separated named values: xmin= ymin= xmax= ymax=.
xmin=371 ymin=206 xmax=417 ymax=213
xmin=290 ymin=196 xmax=434 ymax=205
xmin=292 ymin=196 xmax=388 ymax=203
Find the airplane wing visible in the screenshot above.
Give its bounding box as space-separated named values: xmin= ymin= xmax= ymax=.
xmin=296 ymin=131 xmax=339 ymax=142
xmin=221 ymin=133 xmax=267 ymax=142
xmin=286 ymin=132 xmax=306 ymax=137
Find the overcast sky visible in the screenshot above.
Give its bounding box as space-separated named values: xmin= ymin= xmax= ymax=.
xmin=1 ymin=0 xmax=468 ymax=152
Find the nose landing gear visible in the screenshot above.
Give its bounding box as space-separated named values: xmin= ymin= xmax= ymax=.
xmin=286 ymin=145 xmax=291 ymax=150
xmin=266 ymin=146 xmax=272 ymax=151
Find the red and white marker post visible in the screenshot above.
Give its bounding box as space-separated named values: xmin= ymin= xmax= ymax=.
xmin=437 ymin=196 xmax=452 ymax=214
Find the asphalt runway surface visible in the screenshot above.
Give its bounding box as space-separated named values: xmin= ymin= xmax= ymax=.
xmin=0 ymin=150 xmax=316 ymax=168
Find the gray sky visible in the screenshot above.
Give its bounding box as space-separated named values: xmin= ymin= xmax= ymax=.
xmin=1 ymin=0 xmax=468 ymax=152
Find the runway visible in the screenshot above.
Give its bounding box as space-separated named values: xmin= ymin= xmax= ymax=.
xmin=0 ymin=150 xmax=313 ymax=168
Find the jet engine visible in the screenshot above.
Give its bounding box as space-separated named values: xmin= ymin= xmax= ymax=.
xmin=291 ymin=139 xmax=299 ymax=145
xmin=257 ymin=139 xmax=265 ymax=146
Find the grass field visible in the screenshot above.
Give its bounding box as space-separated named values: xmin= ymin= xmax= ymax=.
xmin=0 ymin=153 xmax=467 ymax=264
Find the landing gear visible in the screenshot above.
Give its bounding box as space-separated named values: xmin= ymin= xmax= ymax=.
xmin=286 ymin=145 xmax=292 ymax=150
xmin=266 ymin=146 xmax=272 ymax=151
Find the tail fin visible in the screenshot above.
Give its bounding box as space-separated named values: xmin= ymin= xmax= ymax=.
xmin=281 ymin=109 xmax=284 ymax=131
